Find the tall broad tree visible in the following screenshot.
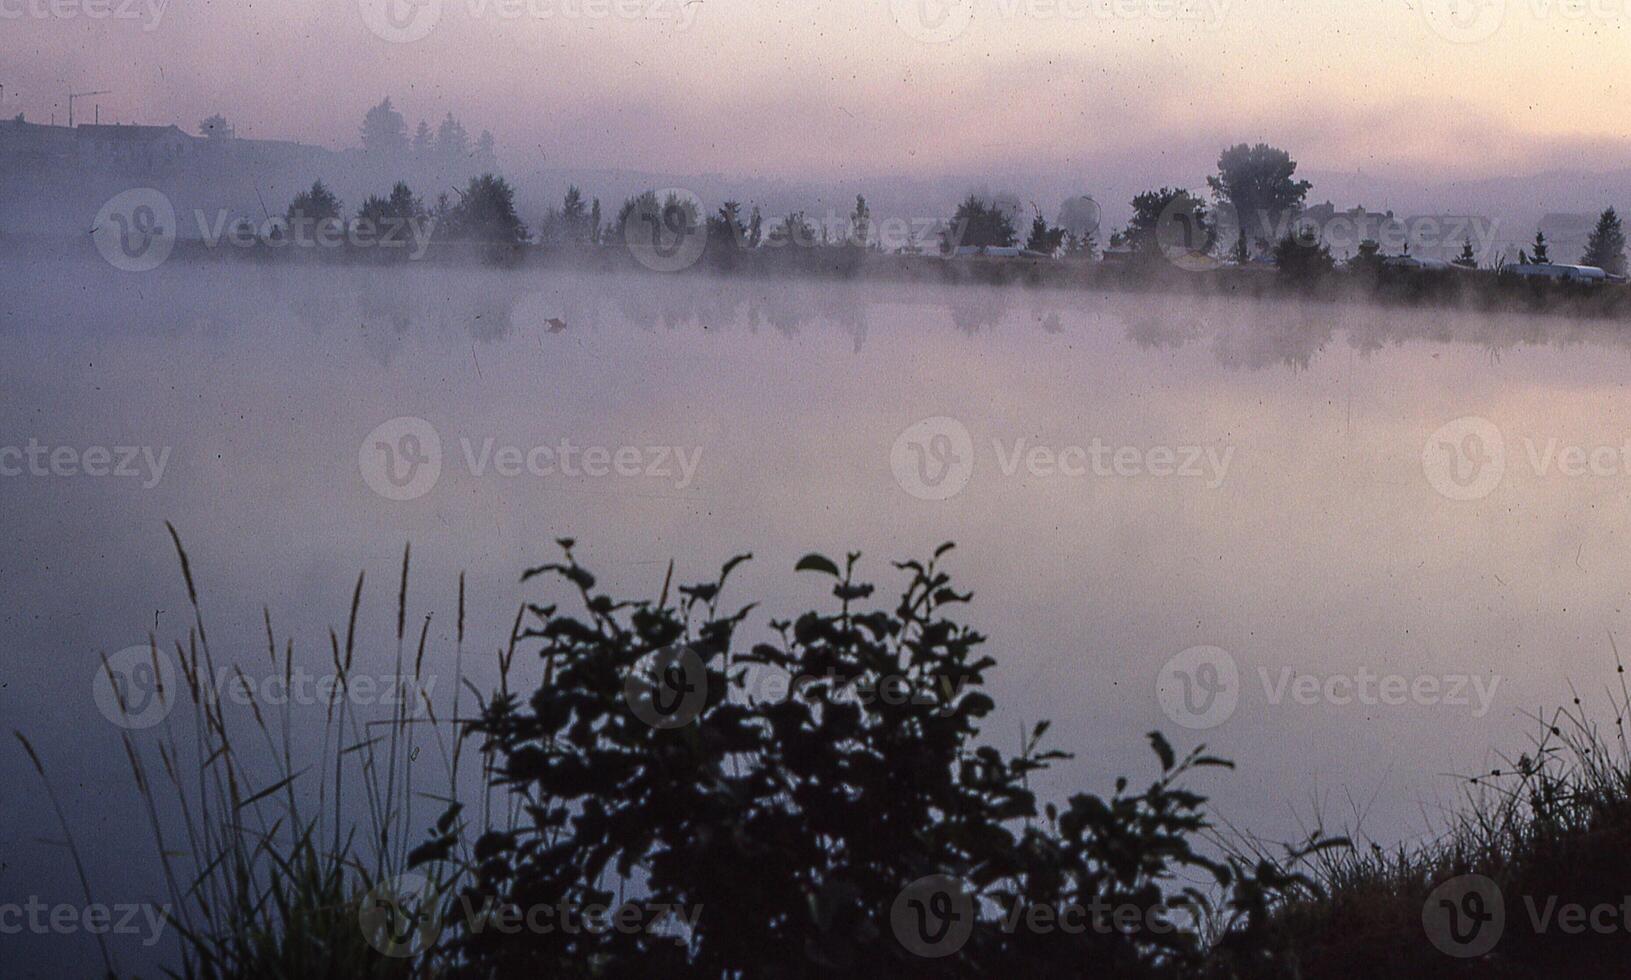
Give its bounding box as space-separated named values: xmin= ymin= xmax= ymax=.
xmin=559 ymin=185 xmax=590 ymax=244
xmin=286 ymin=180 xmax=341 ymax=223
xmin=945 ymin=194 xmax=1018 ymax=250
xmin=435 ymin=113 xmax=470 ymax=168
xmin=448 ymin=174 xmax=526 ymax=244
xmin=359 ymin=97 xmax=409 ymax=158
xmin=1114 ymin=187 xmax=1209 ymax=257
xmin=1206 ymin=143 xmax=1311 ymax=259
xmin=1582 ymin=208 xmax=1627 ymax=276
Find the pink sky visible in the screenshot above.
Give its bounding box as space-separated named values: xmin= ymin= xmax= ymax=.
xmin=4 ymin=0 xmax=1628 ymax=183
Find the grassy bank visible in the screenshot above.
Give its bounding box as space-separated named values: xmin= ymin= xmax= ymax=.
xmin=19 ymin=534 xmax=1631 ymax=976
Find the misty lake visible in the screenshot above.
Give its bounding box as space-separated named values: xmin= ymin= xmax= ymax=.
xmin=5 ymin=251 xmax=1631 ymax=972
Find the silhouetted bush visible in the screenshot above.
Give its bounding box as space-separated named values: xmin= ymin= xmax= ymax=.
xmin=431 ymin=543 xmax=1337 ymax=977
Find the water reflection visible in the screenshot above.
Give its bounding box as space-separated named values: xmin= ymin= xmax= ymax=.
xmin=7 ymin=254 xmax=1631 ymax=975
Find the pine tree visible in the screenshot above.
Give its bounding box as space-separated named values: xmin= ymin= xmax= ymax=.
xmin=1454 ymin=237 xmax=1478 ymax=268
xmin=1582 ymin=208 xmax=1627 ymax=276
xmin=1530 ymin=230 xmax=1550 ymax=265
xmin=849 ymin=194 xmax=872 ymax=247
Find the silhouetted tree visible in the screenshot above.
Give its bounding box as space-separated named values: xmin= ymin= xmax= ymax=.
xmin=559 ymin=185 xmax=591 ymax=245
xmin=708 ymin=201 xmax=746 ymax=249
xmin=199 ymin=113 xmax=233 ymax=139
xmin=473 ymin=130 xmax=498 ymax=173
xmin=849 ymin=194 xmax=872 ymax=248
xmin=446 ymin=174 xmax=526 ymax=244
xmin=358 ymin=181 xmax=427 ymax=225
xmin=748 ymin=205 xmax=764 ymax=249
xmin=1582 ymin=208 xmax=1626 ymax=275
xmin=286 ymin=180 xmax=342 ymax=224
xmin=412 ymin=120 xmax=433 ymax=158
xmin=1454 ymin=237 xmax=1479 ymax=269
xmin=360 ymin=97 xmax=409 ymax=158
xmin=945 ymin=195 xmax=1018 ymax=250
xmin=1116 ymin=187 xmax=1209 ymax=258
xmin=1348 ymin=239 xmax=1384 ymax=275
xmin=1024 ymin=212 xmax=1066 ymax=256
xmin=1530 ymin=230 xmax=1550 ymax=264
xmin=589 ymin=198 xmax=602 ymax=245
xmin=770 ymin=211 xmax=818 ymax=248
xmin=1207 ymin=143 xmax=1311 ymax=259
xmin=435 ymin=113 xmax=470 ymax=168
xmin=1274 ymin=231 xmax=1335 ymax=284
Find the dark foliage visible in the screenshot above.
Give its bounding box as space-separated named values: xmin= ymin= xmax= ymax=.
xmin=946 ymin=195 xmax=1019 ymax=250
xmin=436 ymin=543 xmax=1336 ymax=977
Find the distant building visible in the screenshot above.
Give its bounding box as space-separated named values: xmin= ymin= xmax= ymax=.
xmin=1297 ymin=202 xmax=1398 ymax=257
xmin=0 ymin=116 xmax=75 ymax=169
xmin=75 ymin=123 xmax=199 ymax=172
xmin=0 ymin=115 xmax=334 ymax=177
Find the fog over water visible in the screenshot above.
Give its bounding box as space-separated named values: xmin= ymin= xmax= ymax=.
xmin=5 ymin=252 xmax=1631 ymax=973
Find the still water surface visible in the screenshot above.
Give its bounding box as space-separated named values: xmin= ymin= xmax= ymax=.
xmin=4 ymin=256 xmax=1631 ymax=972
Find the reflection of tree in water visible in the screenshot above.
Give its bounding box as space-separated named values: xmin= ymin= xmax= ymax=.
xmin=1124 ymin=314 xmax=1203 ymax=350
xmin=1210 ymin=316 xmax=1333 ymax=372
xmin=434 ymin=274 xmax=527 ymax=343
xmin=946 ymin=290 xmax=1008 ymax=334
xmin=810 ymin=284 xmax=868 ymax=352
xmin=355 ymin=271 xmax=413 ymax=366
xmin=1117 ymin=300 xmax=1631 ymax=373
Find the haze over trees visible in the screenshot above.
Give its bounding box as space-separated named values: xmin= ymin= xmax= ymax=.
xmin=1207 ymin=143 xmax=1312 ymax=259
xmin=946 ymin=194 xmax=1019 ymax=249
xmin=1583 ymin=208 xmax=1627 ymax=276
xmin=1113 ymin=187 xmax=1210 ymax=257
xmin=286 ymin=180 xmax=342 ymax=224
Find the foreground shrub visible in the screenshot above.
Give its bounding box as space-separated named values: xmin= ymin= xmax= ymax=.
xmin=436 ymin=542 xmax=1335 ymax=977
